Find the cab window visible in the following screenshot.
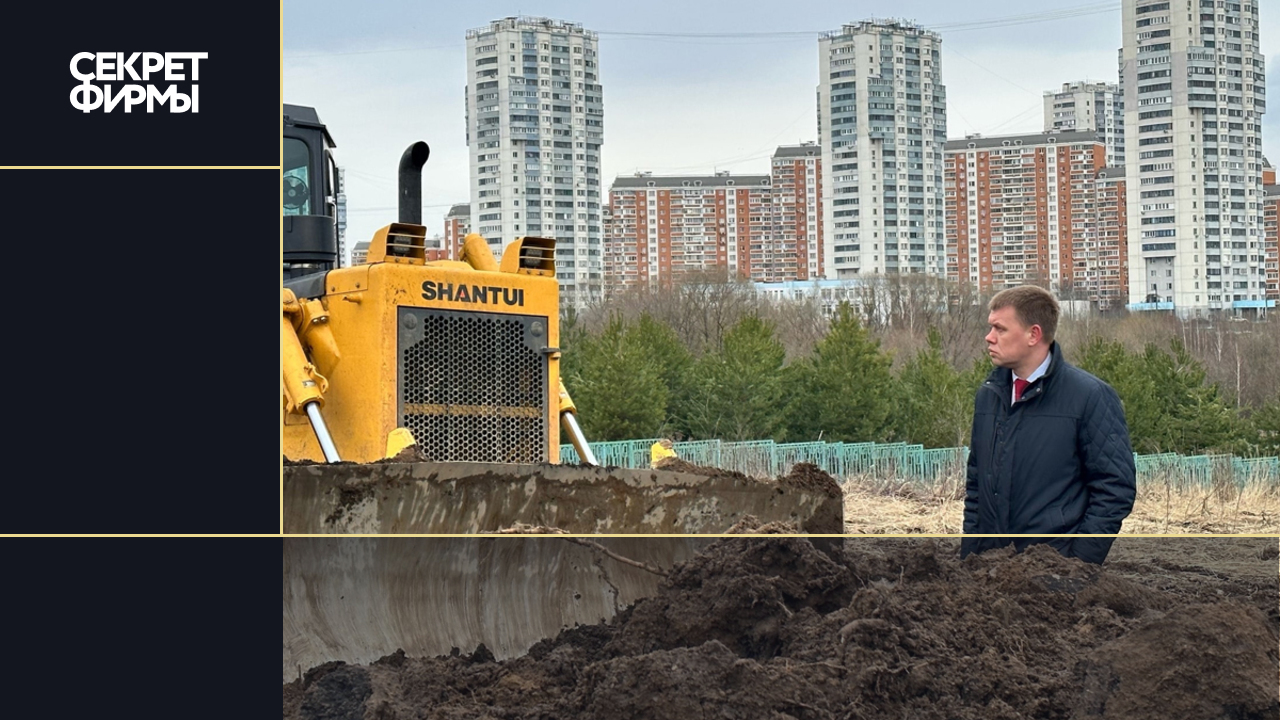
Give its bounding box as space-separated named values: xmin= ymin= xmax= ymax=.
xmin=283 ymin=138 xmax=311 ymax=215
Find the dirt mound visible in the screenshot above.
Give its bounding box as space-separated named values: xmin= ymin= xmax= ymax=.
xmin=283 ymin=538 xmax=1279 ymax=720
xmin=605 ymin=537 xmax=856 ymax=661
xmin=1076 ymin=602 xmax=1279 ymax=719
xmin=778 ymin=462 xmax=843 ymax=498
xmin=652 ymin=460 xmax=842 ymax=502
xmin=653 ymin=457 xmax=752 ymax=479
xmin=284 ymin=455 xmax=322 ymax=466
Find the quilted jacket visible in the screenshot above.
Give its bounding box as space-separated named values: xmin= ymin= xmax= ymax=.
xmin=960 ymin=341 xmax=1136 ymax=564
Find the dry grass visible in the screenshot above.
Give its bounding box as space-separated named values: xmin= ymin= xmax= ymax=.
xmin=841 ymin=472 xmax=966 ymax=534
xmin=840 ymin=471 xmax=1280 ymax=534
xmin=1122 ymin=482 xmax=1279 ymax=534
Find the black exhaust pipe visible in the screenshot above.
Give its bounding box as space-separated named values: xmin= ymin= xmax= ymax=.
xmin=398 ymin=142 xmax=431 ymax=225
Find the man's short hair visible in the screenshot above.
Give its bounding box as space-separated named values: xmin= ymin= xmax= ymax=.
xmin=989 ymin=285 xmax=1059 ymax=344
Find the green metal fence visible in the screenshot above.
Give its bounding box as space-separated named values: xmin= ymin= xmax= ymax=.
xmin=561 ymin=439 xmax=1279 ymax=490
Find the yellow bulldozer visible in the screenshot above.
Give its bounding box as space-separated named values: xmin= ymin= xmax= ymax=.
xmin=280 ymin=104 xmax=842 ymax=534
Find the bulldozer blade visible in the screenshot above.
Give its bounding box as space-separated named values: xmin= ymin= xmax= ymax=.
xmin=282 ymin=461 xmax=843 ymax=534
xmin=283 ymin=537 xmax=710 ymax=682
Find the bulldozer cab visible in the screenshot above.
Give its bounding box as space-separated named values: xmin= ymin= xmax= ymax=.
xmin=283 ymin=104 xmax=340 ymax=279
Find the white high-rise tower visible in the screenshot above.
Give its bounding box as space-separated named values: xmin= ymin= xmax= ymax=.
xmin=1120 ymin=0 xmax=1268 ymax=316
xmin=465 ymin=16 xmax=605 ymax=308
xmin=1044 ymin=81 xmax=1126 ymax=166
xmin=816 ymin=19 xmax=948 ymax=279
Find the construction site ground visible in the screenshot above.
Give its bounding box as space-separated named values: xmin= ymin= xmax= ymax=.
xmin=283 ymin=536 xmax=1279 ymax=720
xmin=839 ymin=474 xmax=1279 ymax=534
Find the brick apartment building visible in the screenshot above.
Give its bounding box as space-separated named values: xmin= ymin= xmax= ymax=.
xmin=603 ymin=144 xmax=826 ymax=292
xmin=603 ymin=173 xmax=771 ymax=292
xmin=438 ymin=203 xmax=471 ymax=262
xmin=944 ymin=131 xmax=1128 ymax=310
xmin=769 ymin=143 xmax=824 ymax=280
xmin=1264 ymin=161 xmax=1277 ymax=300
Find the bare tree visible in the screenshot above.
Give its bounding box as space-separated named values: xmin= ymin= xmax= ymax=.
xmin=585 ymin=267 xmax=759 ymax=356
xmin=757 ymin=294 xmax=829 ymax=362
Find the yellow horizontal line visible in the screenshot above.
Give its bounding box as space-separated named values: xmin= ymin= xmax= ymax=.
xmin=6 ymin=533 xmax=1267 ymax=538
xmin=0 ymin=166 xmax=281 ymax=170
xmin=9 ymin=533 xmax=1256 ymax=538
xmin=0 ymin=534 xmax=283 ymax=537
xmin=277 ymin=533 xmax=1280 ymax=538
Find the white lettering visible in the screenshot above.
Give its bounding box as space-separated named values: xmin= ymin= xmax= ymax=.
xmin=70 ymin=81 xmax=103 ymax=112
xmin=70 ymin=52 xmax=95 ymax=81
xmin=119 ymin=52 xmax=141 ymax=81
xmin=167 ymin=52 xmax=208 ymax=81
xmin=147 ymin=85 xmax=176 ymax=112
xmin=103 ymin=85 xmax=127 ymax=112
xmin=96 ymin=52 xmax=116 ymax=81
xmin=141 ymin=52 xmax=164 ymax=80
xmin=72 ymin=52 xmax=206 ymax=113
xmin=164 ymin=53 xmax=184 ymax=81
xmin=124 ymin=85 xmax=146 ymax=112
xmin=169 ymin=89 xmax=191 ymax=113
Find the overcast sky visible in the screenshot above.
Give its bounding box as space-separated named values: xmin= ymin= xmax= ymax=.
xmin=283 ymin=0 xmax=1278 ymax=253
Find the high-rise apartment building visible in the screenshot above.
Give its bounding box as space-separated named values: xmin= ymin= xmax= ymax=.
xmin=769 ymin=144 xmax=824 ymax=280
xmin=1093 ymin=167 xmax=1131 ymax=310
xmin=944 ymin=131 xmax=1096 ymax=291
xmin=464 ymin=16 xmax=604 ymax=308
xmin=944 ymin=131 xmax=1126 ymax=309
xmin=1120 ymin=0 xmax=1269 ymax=315
xmin=424 ymin=234 xmax=450 ymax=263
xmin=442 ymin=203 xmax=471 ymax=261
xmin=1044 ymin=81 xmax=1126 ymax=166
xmin=1265 ymin=181 xmax=1278 ymax=300
xmin=603 ymin=173 xmax=772 ymax=292
xmin=336 ymin=167 xmax=348 ymax=265
xmin=602 ymin=145 xmax=825 ymax=290
xmin=816 ymin=19 xmax=948 ymax=280
xmin=351 ymin=240 xmax=370 ymax=266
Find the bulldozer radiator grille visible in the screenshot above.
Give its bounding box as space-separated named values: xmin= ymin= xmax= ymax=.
xmin=397 ymin=308 xmax=549 ymax=463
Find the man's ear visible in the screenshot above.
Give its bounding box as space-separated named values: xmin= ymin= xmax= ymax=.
xmin=1028 ymin=324 xmax=1043 ymax=346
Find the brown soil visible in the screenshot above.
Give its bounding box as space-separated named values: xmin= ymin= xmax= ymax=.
xmin=380 ymin=445 xmax=424 ymax=464
xmin=653 ymin=460 xmax=841 ymax=503
xmin=653 ymin=457 xmax=751 ymax=480
xmin=779 ymin=462 xmax=843 ymax=499
xmin=283 ymin=537 xmax=1279 ymax=720
xmin=322 ymin=484 xmax=376 ymax=525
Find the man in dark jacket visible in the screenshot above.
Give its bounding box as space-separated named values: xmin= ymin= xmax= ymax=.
xmin=961 ymin=286 xmax=1136 ymax=564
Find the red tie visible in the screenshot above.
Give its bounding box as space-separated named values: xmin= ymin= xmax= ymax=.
xmin=1014 ymin=378 xmax=1030 ymax=402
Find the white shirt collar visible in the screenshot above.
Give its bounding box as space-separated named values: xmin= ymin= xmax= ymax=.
xmin=1013 ymin=351 xmax=1052 ymax=385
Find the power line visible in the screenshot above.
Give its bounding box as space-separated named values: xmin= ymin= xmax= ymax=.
xmin=283 ymin=2 xmax=1121 ymax=58
xmin=988 ymin=101 xmax=1047 ymax=133
xmin=948 ymin=48 xmax=1042 ymax=97
xmin=299 ymin=0 xmax=1128 ymax=206
xmin=596 ymin=3 xmax=1119 ymax=38
xmin=346 ymin=204 xmax=458 ymax=213
xmin=284 ymin=42 xmax=460 ymax=60
xmin=641 ymin=107 xmax=814 ymax=173
xmin=931 ymin=2 xmax=1118 ymax=32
